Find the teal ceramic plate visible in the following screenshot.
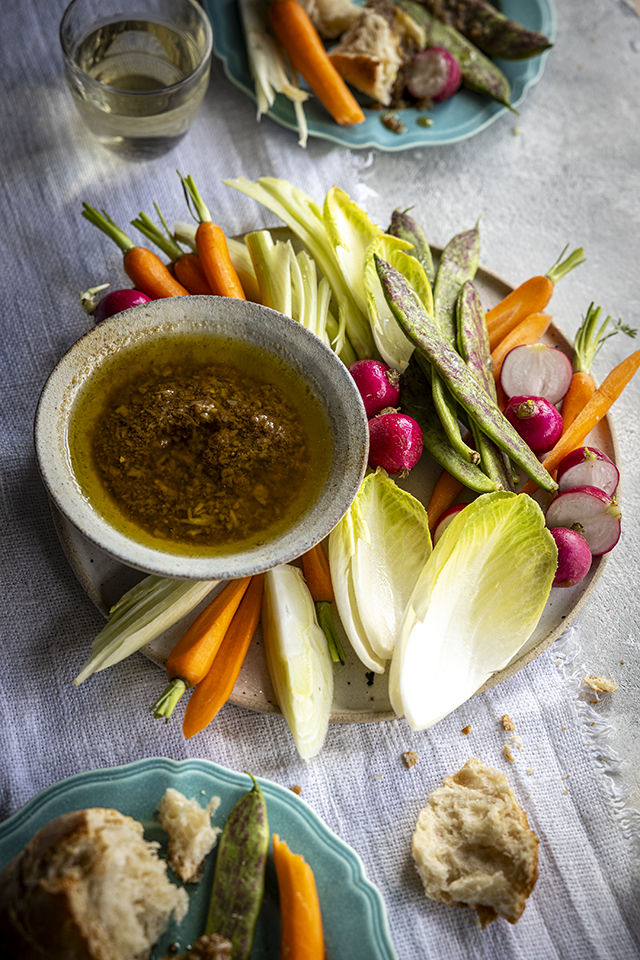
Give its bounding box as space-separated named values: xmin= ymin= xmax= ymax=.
xmin=0 ymin=757 xmax=397 ymax=960
xmin=206 ymin=0 xmax=556 ymax=149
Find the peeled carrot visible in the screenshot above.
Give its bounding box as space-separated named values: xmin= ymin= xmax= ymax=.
xmin=559 ymin=371 xmax=596 ymax=435
xmin=426 ymin=470 xmax=464 ymax=531
xmin=491 ymin=312 xmax=552 ymax=380
xmin=131 ymin=207 xmax=213 ymax=295
xmin=269 ymin=0 xmax=365 ymax=126
xmin=521 ymin=349 xmax=640 ymax=495
xmin=272 ymin=834 xmax=324 ymax=960
xmin=486 ymin=247 xmax=585 ymax=347
xmin=301 ymin=542 xmax=334 ymax=602
xmin=82 ymin=203 xmax=189 ymax=299
xmin=151 ymin=577 xmax=251 ymax=721
xmin=173 ymin=251 xmax=213 ymax=295
xmin=182 ymin=575 xmax=265 ymax=739
xmin=180 ymin=174 xmax=246 ymax=300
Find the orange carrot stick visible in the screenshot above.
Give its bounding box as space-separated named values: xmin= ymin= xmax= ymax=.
xmin=269 ymin=0 xmax=365 ymax=126
xmin=182 ymin=575 xmax=265 ymax=739
xmin=520 ymin=349 xmax=640 ymax=495
xmin=486 ymin=247 xmax=585 ymax=345
xmin=559 ymin=371 xmax=596 ymax=435
xmin=272 ymin=834 xmax=324 ymax=960
xmin=490 ymin=312 xmax=552 ymax=377
xmin=180 ymin=174 xmax=247 ymax=299
xmin=426 ymin=470 xmax=464 ymax=531
xmin=151 ymin=577 xmax=252 ymax=720
xmin=301 ymin=542 xmax=334 ymax=602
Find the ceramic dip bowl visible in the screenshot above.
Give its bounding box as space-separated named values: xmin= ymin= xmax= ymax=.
xmin=35 ymin=296 xmax=368 ymax=580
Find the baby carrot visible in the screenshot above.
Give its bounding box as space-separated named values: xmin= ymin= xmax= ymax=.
xmin=300 ymin=542 xmax=334 ymax=602
xmin=180 ymin=174 xmax=247 ymax=299
xmin=269 ymin=0 xmax=365 ymax=126
xmin=272 ymin=834 xmax=324 ymax=960
xmin=173 ymin=251 xmax=213 ymax=294
xmin=426 ymin=469 xmax=464 ymax=531
xmin=490 ymin=312 xmax=552 ymax=380
xmin=131 ymin=207 xmax=213 ymax=295
xmin=151 ymin=577 xmax=251 ymax=721
xmin=182 ymin=575 xmax=265 ymax=739
xmin=521 ymin=349 xmax=640 ymax=495
xmin=560 ymin=371 xmax=595 ymax=435
xmin=82 ymin=203 xmax=189 ymax=299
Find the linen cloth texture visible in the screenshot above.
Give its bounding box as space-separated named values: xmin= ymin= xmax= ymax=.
xmin=1 ymin=2 xmax=639 ymax=958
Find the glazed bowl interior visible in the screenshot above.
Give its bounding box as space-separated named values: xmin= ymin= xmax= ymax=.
xmin=35 ymin=296 xmax=368 ymax=580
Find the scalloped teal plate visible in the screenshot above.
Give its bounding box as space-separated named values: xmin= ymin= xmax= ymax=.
xmin=0 ymin=758 xmax=397 ymax=959
xmin=206 ymin=0 xmax=556 ymax=149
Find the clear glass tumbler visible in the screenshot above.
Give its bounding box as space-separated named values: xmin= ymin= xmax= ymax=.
xmin=60 ymin=0 xmax=212 ymax=159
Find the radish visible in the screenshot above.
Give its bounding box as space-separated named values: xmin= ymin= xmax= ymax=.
xmin=405 ymin=48 xmax=462 ymax=103
xmin=81 ymin=284 xmax=151 ymax=324
xmin=557 ymin=446 xmax=619 ymax=497
xmin=504 ymin=395 xmax=563 ymax=452
xmin=549 ymin=527 xmax=593 ymax=588
xmin=545 ymin=485 xmax=621 ymax=556
xmin=500 ymin=343 xmax=573 ymax=403
xmin=368 ymin=411 xmax=424 ymax=475
xmin=432 ymin=503 xmax=466 ymax=545
xmin=348 ymin=359 xmax=401 ymax=418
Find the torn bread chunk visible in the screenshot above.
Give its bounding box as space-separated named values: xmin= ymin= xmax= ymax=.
xmin=329 ymin=0 xmax=425 ymax=105
xmin=582 ymin=674 xmax=618 ymax=692
xmin=298 ymin=0 xmax=361 ymax=38
xmin=411 ymin=758 xmax=539 ymax=928
xmin=158 ymin=788 xmax=221 ymax=883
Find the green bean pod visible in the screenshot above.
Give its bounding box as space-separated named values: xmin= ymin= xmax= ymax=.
xmin=399 ymin=0 xmax=514 ymax=109
xmin=417 ymin=0 xmax=553 ymax=60
xmin=387 ymin=209 xmax=435 ymax=284
xmin=205 ymin=774 xmax=269 ymax=960
xmin=375 ymin=256 xmax=557 ymax=493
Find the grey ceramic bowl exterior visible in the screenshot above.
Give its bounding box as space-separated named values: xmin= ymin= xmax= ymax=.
xmin=35 ymin=296 xmax=368 ymax=580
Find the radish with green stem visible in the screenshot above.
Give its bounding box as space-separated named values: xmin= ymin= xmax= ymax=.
xmin=504 ymin=395 xmax=563 ymax=452
xmin=500 ymin=343 xmax=573 ymax=403
xmin=549 ymin=527 xmax=593 ymax=588
xmin=557 ymin=446 xmax=619 ymax=496
xmin=546 ymin=485 xmax=621 ymax=556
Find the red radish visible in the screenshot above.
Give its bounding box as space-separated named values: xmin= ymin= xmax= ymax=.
xmin=549 ymin=527 xmax=593 ymax=587
xmin=433 ymin=503 xmax=466 ymax=544
xmin=556 ymin=446 xmax=619 ymax=497
xmin=81 ymin=284 xmax=151 ymax=323
xmin=545 ymin=485 xmax=621 ymax=556
xmin=405 ymin=48 xmax=462 ymax=103
xmin=504 ymin=395 xmax=563 ymax=452
xmin=368 ymin=411 xmax=424 ymax=475
xmin=500 ymin=343 xmax=573 ymax=404
xmin=348 ymin=359 xmax=401 ymax=418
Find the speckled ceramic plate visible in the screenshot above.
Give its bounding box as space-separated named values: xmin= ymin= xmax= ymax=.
xmin=205 ymin=0 xmax=556 ymax=149
xmin=49 ymin=253 xmax=618 ymax=723
xmin=0 ymin=757 xmax=397 ymax=960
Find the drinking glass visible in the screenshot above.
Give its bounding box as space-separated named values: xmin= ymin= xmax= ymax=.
xmin=60 ymin=0 xmax=213 ymax=159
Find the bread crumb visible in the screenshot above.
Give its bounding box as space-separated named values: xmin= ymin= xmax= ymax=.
xmin=291 ymin=785 xmax=302 ymax=795
xmin=621 ymin=659 xmax=625 ymax=664
xmin=503 ymin=744 xmax=515 ymax=762
xmin=501 ymin=714 xmax=515 ymax=732
xmin=526 ymin=769 xmax=535 ymax=775
xmin=583 ymin=675 xmax=618 ymax=692
xmin=461 ymin=724 xmax=472 ymax=735
xmin=402 ymin=750 xmax=419 ymax=769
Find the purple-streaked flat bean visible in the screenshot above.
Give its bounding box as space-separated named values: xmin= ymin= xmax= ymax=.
xmin=433 ymin=224 xmax=480 ymax=345
xmin=206 ymin=774 xmax=268 ymax=960
xmin=417 ymin=0 xmax=553 ymax=60
xmin=399 ymin=0 xmax=513 ymax=109
xmin=387 ymin=209 xmax=435 ymax=284
xmin=375 ymin=255 xmax=557 ymax=493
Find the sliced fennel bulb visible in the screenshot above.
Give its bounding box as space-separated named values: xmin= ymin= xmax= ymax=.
xmin=262 ymin=564 xmax=334 ymax=760
xmin=389 ymin=492 xmax=557 ymax=730
xmin=329 ymin=469 xmax=432 ymax=670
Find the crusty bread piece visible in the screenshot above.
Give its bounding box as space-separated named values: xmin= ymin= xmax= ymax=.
xmin=298 ymin=0 xmax=361 ymax=39
xmin=157 ymin=788 xmax=221 ymax=883
xmin=0 ymin=808 xmax=189 ymax=960
xmin=411 ymin=758 xmax=539 ymax=927
xmin=328 ymin=0 xmax=425 ymax=105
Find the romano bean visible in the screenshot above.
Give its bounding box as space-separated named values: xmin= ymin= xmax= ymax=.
xmin=417 ymin=0 xmax=553 ymax=60
xmin=387 ymin=209 xmax=435 ymax=284
xmin=375 ymin=255 xmax=557 ymax=493
xmin=206 ymin=774 xmax=269 ymax=960
xmin=398 ymin=0 xmax=513 ymax=109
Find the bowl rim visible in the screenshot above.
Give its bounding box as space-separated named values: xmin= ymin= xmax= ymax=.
xmin=34 ymin=296 xmax=368 ymax=580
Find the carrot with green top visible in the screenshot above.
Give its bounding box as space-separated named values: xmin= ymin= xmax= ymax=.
xmin=521 ymin=349 xmax=640 ymax=495
xmin=131 ymin=205 xmax=213 ymax=295
xmin=151 ymin=577 xmax=252 ymax=721
xmin=182 ymin=575 xmax=264 ymax=739
xmin=561 ymin=303 xmax=636 ymax=435
xmin=82 ymin=203 xmax=189 ymax=299
xmin=486 ymin=246 xmax=585 ymax=350
xmin=180 ymin=173 xmax=247 ymax=299
xmin=269 ymin=0 xmax=365 ymax=126
xmin=272 ymin=834 xmax=325 ymax=960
